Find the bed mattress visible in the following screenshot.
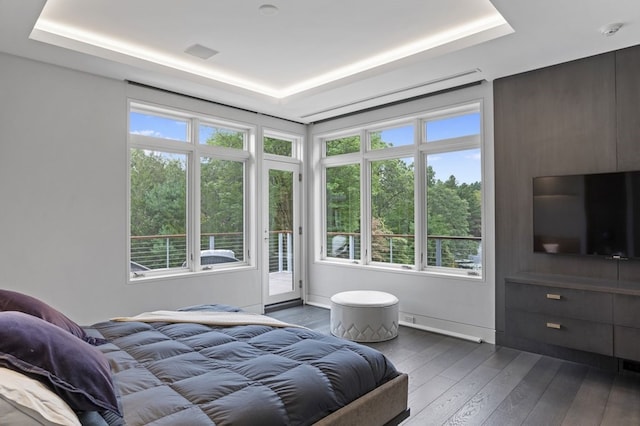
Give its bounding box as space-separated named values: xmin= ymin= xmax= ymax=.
xmin=87 ymin=304 xmax=400 ymax=425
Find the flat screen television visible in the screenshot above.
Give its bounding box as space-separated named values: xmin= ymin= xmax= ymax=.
xmin=533 ymin=171 xmax=640 ymax=259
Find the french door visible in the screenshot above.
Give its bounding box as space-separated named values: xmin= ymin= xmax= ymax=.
xmin=263 ymin=160 xmax=301 ymax=305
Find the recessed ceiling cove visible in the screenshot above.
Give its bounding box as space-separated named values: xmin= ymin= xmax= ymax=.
xmin=30 ymin=0 xmax=512 ymax=99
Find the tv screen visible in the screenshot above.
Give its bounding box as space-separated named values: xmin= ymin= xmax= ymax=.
xmin=533 ymin=171 xmax=640 ymax=259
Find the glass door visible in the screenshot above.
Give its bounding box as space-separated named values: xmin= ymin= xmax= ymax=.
xmin=263 ymin=160 xmax=301 ymax=305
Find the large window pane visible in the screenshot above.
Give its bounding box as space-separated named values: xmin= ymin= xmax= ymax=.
xmin=326 ymin=164 xmax=360 ymax=259
xmin=326 ymin=135 xmax=360 ymax=156
xmin=200 ymin=157 xmax=244 ymax=266
xmin=268 ymin=169 xmax=294 ymax=294
xmin=425 ymin=112 xmax=480 ymax=142
xmin=371 ymin=157 xmax=415 ymax=265
xmin=130 ymin=149 xmax=187 ymax=272
xmin=130 ymin=112 xmax=188 ymax=141
xmin=426 ymin=148 xmax=482 ymax=274
xmin=370 ymin=125 xmax=414 ymax=150
xmin=199 ymin=124 xmax=244 ymax=149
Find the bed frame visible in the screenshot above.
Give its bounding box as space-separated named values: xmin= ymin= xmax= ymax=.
xmin=313 ymin=373 xmax=409 ymax=426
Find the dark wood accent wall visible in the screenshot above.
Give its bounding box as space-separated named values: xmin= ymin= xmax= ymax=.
xmin=617 ymin=46 xmax=640 ymax=171
xmin=616 ymin=46 xmax=640 ymax=283
xmin=494 ymin=45 xmax=640 ymax=343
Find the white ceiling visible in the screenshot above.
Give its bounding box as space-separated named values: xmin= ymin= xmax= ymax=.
xmin=1 ymin=1 xmax=639 ymax=123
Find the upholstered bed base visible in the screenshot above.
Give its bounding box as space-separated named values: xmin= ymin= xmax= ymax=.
xmin=313 ymin=373 xmax=409 ymax=426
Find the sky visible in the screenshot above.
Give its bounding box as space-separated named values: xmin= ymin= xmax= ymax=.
xmin=130 ymin=111 xmax=481 ymax=184
xmin=377 ymin=113 xmax=481 ymax=184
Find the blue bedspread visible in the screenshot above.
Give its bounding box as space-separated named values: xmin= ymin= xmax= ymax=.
xmin=88 ymin=305 xmax=399 ymax=425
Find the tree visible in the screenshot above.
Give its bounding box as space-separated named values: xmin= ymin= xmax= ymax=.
xmin=426 ymin=168 xmax=480 ymax=267
xmin=130 ymin=149 xmax=187 ymax=268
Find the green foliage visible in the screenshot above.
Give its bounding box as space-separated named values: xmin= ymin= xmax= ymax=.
xmin=326 ymin=163 xmax=361 ymax=233
xmin=130 ymin=149 xmax=187 ymax=268
xmin=130 ymin=149 xmax=187 ymax=237
xmin=202 ymin=127 xmax=244 ymax=149
xmin=130 ymin=128 xmax=481 ymax=271
xmin=200 ymin=158 xmax=243 ymax=235
xmin=326 ymin=135 xmax=360 ymax=156
xmin=264 ymin=137 xmax=292 ymax=156
xmin=370 ymin=141 xmax=415 ymax=264
xmin=269 ymin=169 xmax=293 ymax=231
xmin=427 ymin=170 xmax=480 ymax=267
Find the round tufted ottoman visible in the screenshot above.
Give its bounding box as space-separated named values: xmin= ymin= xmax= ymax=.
xmin=330 ymin=291 xmax=399 ymax=342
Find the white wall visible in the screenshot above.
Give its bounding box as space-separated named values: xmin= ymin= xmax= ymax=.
xmin=0 ymin=52 xmax=495 ymax=341
xmin=307 ymin=83 xmax=496 ymax=342
xmin=0 ymin=53 xmax=304 ymax=325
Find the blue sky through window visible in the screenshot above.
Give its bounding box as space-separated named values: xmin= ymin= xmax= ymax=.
xmin=378 ymin=112 xmax=481 ymax=184
xmin=131 ymin=110 xmax=481 ymax=184
xmin=130 ymin=112 xmax=188 ymax=141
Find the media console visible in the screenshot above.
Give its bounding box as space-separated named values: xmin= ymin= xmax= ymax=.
xmin=505 ymin=272 xmax=640 ymax=367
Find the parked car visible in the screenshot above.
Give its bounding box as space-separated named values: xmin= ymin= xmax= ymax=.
xmin=182 ymin=249 xmax=239 ymax=267
xmin=200 ymin=249 xmax=238 ymax=265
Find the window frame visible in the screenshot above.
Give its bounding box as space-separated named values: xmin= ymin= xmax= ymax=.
xmin=127 ymin=101 xmax=253 ymax=281
xmin=316 ymin=100 xmax=484 ymax=278
xmin=263 ymin=128 xmax=302 ymax=161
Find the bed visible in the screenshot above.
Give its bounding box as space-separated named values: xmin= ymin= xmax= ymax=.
xmin=0 ymin=290 xmax=409 ymax=426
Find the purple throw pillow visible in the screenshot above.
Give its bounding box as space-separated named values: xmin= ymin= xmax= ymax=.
xmin=0 ymin=311 xmax=120 ymax=415
xmin=0 ymin=289 xmax=87 ymax=341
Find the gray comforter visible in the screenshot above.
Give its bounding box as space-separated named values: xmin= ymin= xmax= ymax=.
xmin=88 ymin=305 xmax=399 ymax=425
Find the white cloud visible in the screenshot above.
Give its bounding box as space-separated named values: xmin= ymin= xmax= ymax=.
xmin=465 ymin=152 xmax=481 ymax=161
xmin=132 ymin=129 xmax=164 ymax=137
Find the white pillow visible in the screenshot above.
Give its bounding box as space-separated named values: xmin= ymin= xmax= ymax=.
xmin=0 ymin=367 xmax=81 ymax=426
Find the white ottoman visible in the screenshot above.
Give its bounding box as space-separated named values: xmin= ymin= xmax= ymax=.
xmin=330 ymin=291 xmax=399 ymax=342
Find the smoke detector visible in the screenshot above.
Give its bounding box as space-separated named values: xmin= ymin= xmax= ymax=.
xmin=600 ymin=23 xmax=623 ymax=37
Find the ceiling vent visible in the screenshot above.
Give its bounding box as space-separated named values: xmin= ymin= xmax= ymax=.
xmin=184 ymin=44 xmax=219 ymax=60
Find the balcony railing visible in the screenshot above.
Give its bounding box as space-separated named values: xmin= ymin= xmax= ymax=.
xmin=131 ymin=232 xmax=243 ymax=270
xmin=131 ymin=231 xmax=292 ymax=272
xmin=131 ymin=232 xmax=481 ymax=273
xmin=327 ymin=232 xmax=481 ymax=270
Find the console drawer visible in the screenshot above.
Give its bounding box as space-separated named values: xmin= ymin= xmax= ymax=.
xmin=506 ymin=281 xmax=612 ymax=323
xmin=506 ymin=309 xmax=613 ymax=356
xmin=615 ymin=326 xmax=640 ymax=362
xmin=613 ymin=294 xmax=640 ymax=327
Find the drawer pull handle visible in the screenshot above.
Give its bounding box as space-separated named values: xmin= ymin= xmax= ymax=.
xmin=546 ymin=293 xmax=562 ymax=300
xmin=546 ymin=322 xmax=562 ymax=329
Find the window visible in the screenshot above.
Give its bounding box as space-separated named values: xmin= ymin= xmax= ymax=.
xmin=326 ymin=163 xmax=360 ymax=260
xmin=319 ymin=103 xmax=482 ymax=277
xmin=128 ymin=103 xmax=251 ymax=278
xmin=264 ymin=136 xmax=293 ymax=157
xmin=424 ymin=110 xmax=482 ymax=275
xmin=326 ymin=135 xmax=360 ymax=156
xmin=369 ymin=124 xmax=414 ymax=150
xmin=130 ymin=149 xmax=187 ymax=270
xmin=199 ymin=123 xmax=245 ymax=149
xmin=370 ymin=157 xmax=415 ymax=266
xmin=130 ymin=111 xmax=189 ymax=142
xmin=200 ymin=157 xmax=245 ymax=264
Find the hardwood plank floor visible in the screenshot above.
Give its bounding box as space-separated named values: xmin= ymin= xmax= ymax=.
xmin=268 ymin=305 xmax=640 ymax=426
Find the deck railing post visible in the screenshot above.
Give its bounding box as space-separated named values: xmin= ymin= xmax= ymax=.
xmin=278 ymin=232 xmax=284 ymax=272
xmin=287 ymin=232 xmax=292 ymax=272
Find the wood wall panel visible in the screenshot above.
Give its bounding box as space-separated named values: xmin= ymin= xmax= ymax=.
xmin=616 ymin=45 xmax=640 ymax=171
xmin=494 ymin=52 xmax=619 ymax=335
xmin=615 ymin=45 xmax=640 ymax=283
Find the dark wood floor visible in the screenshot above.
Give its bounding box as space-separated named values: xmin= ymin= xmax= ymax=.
xmin=268 ymin=305 xmax=640 ymax=426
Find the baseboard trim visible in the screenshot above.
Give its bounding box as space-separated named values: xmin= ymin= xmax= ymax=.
xmin=264 ymin=299 xmax=303 ymax=313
